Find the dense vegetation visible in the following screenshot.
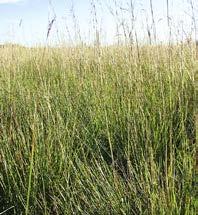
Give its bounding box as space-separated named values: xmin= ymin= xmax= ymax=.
xmin=0 ymin=44 xmax=196 ymax=214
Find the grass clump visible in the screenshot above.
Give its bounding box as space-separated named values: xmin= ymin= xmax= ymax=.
xmin=0 ymin=44 xmax=196 ymax=214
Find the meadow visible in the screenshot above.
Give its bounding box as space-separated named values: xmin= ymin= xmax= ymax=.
xmin=0 ymin=43 xmax=197 ymax=214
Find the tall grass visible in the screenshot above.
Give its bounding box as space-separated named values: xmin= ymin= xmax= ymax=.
xmin=0 ymin=42 xmax=196 ymax=214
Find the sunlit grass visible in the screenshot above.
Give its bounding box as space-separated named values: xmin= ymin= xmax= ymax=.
xmin=0 ymin=44 xmax=196 ymax=214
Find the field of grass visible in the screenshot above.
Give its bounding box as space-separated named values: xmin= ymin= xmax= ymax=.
xmin=0 ymin=43 xmax=196 ymax=214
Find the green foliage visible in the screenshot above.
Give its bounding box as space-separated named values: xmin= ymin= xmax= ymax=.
xmin=0 ymin=45 xmax=196 ymax=214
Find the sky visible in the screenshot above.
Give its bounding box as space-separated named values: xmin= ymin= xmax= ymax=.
xmin=0 ymin=0 xmax=197 ymax=46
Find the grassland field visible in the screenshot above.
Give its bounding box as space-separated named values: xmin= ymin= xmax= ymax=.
xmin=0 ymin=43 xmax=197 ymax=214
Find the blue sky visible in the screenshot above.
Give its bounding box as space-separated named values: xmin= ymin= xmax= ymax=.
xmin=0 ymin=0 xmax=197 ymax=46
